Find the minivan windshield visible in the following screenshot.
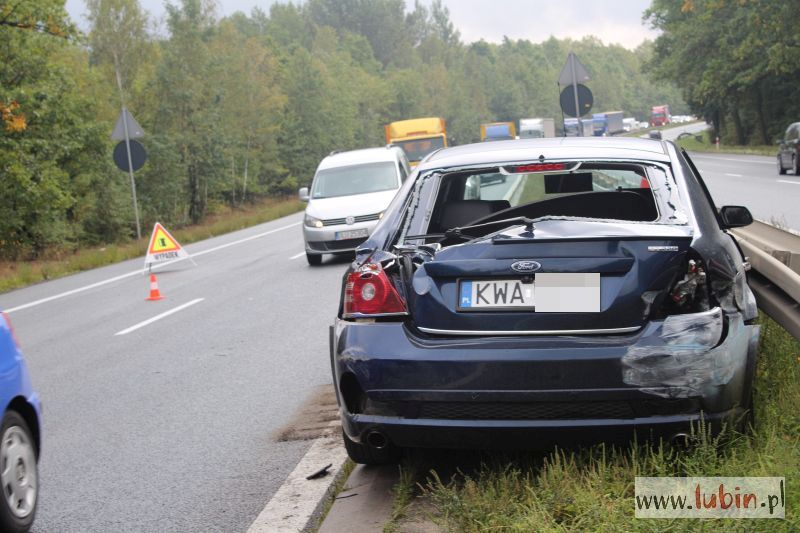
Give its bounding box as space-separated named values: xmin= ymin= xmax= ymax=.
xmin=311 ymin=162 xmax=399 ymax=199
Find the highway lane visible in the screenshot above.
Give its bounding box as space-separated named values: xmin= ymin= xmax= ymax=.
xmin=637 ymin=122 xmax=797 ymax=231
xmin=688 ymin=151 xmax=799 ymax=231
xmin=0 ymin=212 xmax=351 ymax=532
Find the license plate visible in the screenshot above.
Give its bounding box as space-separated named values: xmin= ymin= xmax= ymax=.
xmin=335 ymin=228 xmax=369 ymax=241
xmin=457 ymin=273 xmax=600 ymax=312
xmin=458 ymin=279 xmax=534 ymax=310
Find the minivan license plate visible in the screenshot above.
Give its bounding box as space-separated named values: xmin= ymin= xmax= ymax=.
xmin=335 ymin=228 xmax=369 ymax=241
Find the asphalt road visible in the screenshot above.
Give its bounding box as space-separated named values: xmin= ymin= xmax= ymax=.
xmin=640 ymin=121 xmax=797 ymax=231
xmin=0 ymin=213 xmax=349 ymax=532
xmin=689 ymin=151 xmax=799 ymax=231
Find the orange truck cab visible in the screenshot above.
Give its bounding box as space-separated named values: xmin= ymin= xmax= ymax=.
xmin=384 ymin=117 xmax=447 ymax=167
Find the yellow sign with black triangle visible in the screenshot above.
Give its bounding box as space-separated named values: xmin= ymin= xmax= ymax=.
xmin=144 ymin=222 xmax=191 ymax=269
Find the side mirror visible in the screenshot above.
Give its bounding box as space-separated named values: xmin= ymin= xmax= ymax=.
xmin=719 ymin=205 xmax=753 ymax=228
xmin=298 ymin=187 xmax=309 ymax=202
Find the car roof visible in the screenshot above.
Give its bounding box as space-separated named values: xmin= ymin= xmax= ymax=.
xmin=417 ymin=137 xmax=671 ymax=172
xmin=318 ymin=146 xmax=402 ymax=170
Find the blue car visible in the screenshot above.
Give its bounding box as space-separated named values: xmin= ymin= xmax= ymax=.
xmin=331 ymin=137 xmax=760 ymax=464
xmin=0 ymin=313 xmax=41 ymax=532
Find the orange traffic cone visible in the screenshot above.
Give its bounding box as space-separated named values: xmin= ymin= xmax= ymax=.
xmin=146 ymin=274 xmax=164 ymax=301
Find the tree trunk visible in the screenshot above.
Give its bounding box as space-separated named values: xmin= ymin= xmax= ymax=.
xmin=242 ymin=136 xmax=251 ymax=206
xmin=231 ymin=158 xmax=237 ymax=207
xmin=753 ymin=83 xmax=769 ymax=145
xmin=730 ymin=100 xmax=746 ymax=145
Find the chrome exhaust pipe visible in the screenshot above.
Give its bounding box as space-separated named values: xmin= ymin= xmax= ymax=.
xmin=366 ymin=431 xmax=388 ymax=450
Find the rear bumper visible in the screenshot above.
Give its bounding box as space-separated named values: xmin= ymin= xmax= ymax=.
xmin=331 ymin=312 xmax=759 ymax=450
xmin=343 ymin=410 xmax=740 ymax=450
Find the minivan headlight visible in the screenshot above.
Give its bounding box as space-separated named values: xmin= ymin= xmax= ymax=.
xmin=304 ymin=214 xmax=323 ymax=228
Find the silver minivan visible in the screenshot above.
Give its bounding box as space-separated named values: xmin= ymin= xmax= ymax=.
xmin=299 ymin=146 xmax=410 ymax=265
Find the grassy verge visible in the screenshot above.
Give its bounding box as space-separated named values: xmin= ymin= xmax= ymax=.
xmin=676 ymin=130 xmax=776 ymax=157
xmin=0 ymin=198 xmax=304 ymax=293
xmin=382 ymin=463 xmax=419 ymax=533
xmin=402 ymin=314 xmax=799 ymax=531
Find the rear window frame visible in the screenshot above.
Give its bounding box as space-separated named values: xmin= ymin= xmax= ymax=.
xmin=396 ymin=159 xmax=690 ymax=246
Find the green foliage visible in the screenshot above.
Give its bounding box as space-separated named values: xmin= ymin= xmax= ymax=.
xmin=1 ymin=2 xmax=119 ymax=257
xmin=646 ymin=0 xmax=800 ymax=145
xmin=1 ymin=0 xmax=688 ymax=259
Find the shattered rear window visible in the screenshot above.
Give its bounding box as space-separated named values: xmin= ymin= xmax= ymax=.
xmin=424 ymin=163 xmax=670 ymax=234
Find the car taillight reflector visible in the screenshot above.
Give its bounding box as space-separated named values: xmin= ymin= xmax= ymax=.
xmin=1 ymin=312 xmax=20 ymax=349
xmin=344 ymin=265 xmax=407 ymax=317
xmin=511 ymin=163 xmax=565 ymax=173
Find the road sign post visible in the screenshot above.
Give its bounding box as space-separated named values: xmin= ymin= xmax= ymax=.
xmin=570 ymin=57 xmax=581 ymax=136
xmin=558 ymin=52 xmax=593 ymax=136
xmin=122 ymin=108 xmax=141 ymax=239
xmin=112 ymin=108 xmax=146 ymax=240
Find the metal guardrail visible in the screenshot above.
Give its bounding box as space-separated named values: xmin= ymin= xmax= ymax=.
xmin=731 ymin=221 xmax=800 ymax=339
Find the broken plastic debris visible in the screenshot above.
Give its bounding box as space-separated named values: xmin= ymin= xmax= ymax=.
xmin=306 ymin=463 xmax=332 ymax=480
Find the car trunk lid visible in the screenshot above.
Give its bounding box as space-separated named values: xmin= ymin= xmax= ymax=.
xmin=406 ymin=219 xmax=693 ymax=335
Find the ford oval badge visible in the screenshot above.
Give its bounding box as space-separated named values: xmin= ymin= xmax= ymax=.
xmin=511 ymin=260 xmax=541 ymax=273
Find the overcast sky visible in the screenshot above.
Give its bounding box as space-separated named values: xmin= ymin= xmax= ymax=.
xmin=65 ymin=0 xmax=659 ymax=49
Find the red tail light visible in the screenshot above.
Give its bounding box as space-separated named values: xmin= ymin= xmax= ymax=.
xmin=511 ymin=163 xmax=565 ymax=173
xmin=344 ymin=264 xmax=408 ymax=317
xmin=1 ymin=312 xmax=20 ymax=349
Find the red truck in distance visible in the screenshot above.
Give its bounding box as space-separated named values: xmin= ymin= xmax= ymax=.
xmin=651 ymin=105 xmax=670 ymax=127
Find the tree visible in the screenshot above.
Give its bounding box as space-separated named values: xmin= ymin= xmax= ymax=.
xmin=150 ymin=0 xmax=222 ymax=223
xmin=0 ymin=0 xmax=124 ymax=257
xmin=86 ymin=0 xmax=150 ymax=102
xmin=646 ymin=0 xmax=800 ymax=145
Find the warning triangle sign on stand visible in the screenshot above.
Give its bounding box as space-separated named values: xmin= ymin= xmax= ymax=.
xmin=144 ymin=222 xmax=194 ymax=270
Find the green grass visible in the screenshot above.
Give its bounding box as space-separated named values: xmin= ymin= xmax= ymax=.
xmin=676 ymin=130 xmax=776 ymax=157
xmin=383 ymin=462 xmax=420 ymax=533
xmin=410 ymin=314 xmax=799 ymax=531
xmin=0 ymin=198 xmax=304 ymax=293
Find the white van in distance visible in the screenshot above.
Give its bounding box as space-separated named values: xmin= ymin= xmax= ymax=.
xmin=299 ymin=146 xmax=410 ymax=265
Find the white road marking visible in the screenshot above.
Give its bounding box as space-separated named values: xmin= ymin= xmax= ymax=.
xmin=4 ymin=221 xmax=300 ymax=314
xmin=777 ymin=179 xmax=800 ymax=185
xmin=289 ymin=251 xmax=305 ymax=260
xmin=189 ymin=222 xmax=301 ymax=260
xmin=114 ymin=298 xmax=204 ymax=336
xmin=724 ymin=173 xmax=743 ymax=177
xmin=5 ymin=270 xmax=143 ymax=314
xmin=689 ymin=154 xmax=772 ymax=165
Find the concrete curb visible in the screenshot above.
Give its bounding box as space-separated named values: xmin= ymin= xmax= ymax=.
xmin=248 ymin=435 xmax=349 ymax=532
xmin=318 ymin=464 xmax=400 ymax=533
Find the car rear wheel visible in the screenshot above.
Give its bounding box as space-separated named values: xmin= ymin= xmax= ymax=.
xmin=0 ymin=411 xmax=37 ymax=533
xmin=777 ymin=155 xmax=786 ymax=175
xmin=341 ymin=429 xmax=400 ymax=465
xmin=793 ymin=155 xmax=799 ymax=175
xmin=306 ymin=252 xmax=322 ymax=266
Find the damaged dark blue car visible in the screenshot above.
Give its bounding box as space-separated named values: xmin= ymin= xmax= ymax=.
xmin=330 ymin=137 xmax=760 ymax=465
